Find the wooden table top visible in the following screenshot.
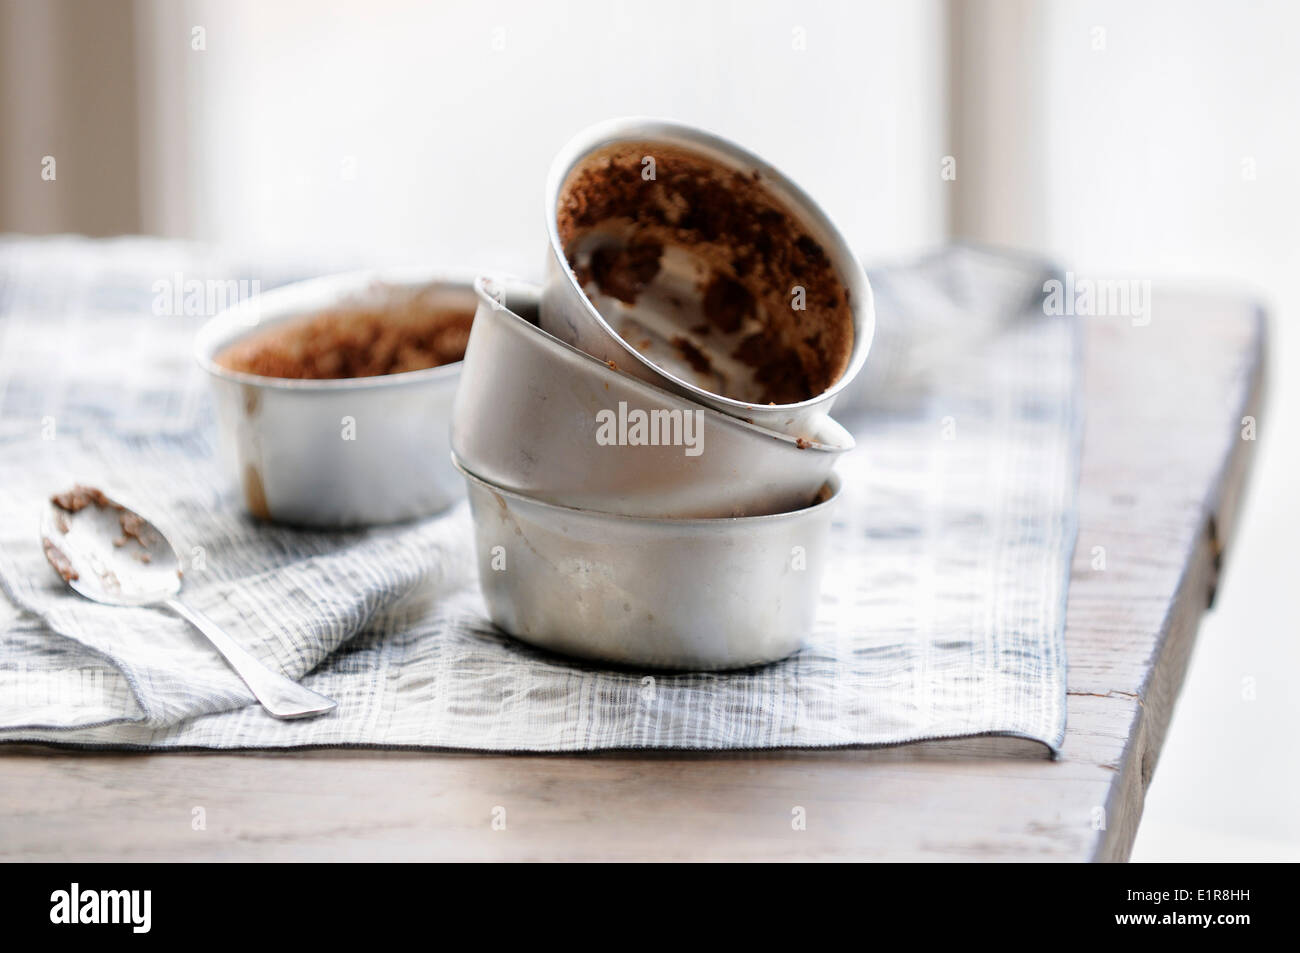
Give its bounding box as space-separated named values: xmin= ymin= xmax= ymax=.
xmin=0 ymin=288 xmax=1266 ymax=861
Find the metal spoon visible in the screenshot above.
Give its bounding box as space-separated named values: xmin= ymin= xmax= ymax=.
xmin=40 ymin=486 xmax=337 ymax=720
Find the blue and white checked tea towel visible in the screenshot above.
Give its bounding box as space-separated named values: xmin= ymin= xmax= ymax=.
xmin=0 ymin=238 xmax=1079 ymax=753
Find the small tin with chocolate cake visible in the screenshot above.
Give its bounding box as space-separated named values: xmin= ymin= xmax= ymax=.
xmin=541 ymin=117 xmax=874 ymax=439
xmin=195 ymin=268 xmax=476 ymax=527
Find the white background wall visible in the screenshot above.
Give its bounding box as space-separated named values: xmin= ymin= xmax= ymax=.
xmin=139 ymin=0 xmax=949 ymax=276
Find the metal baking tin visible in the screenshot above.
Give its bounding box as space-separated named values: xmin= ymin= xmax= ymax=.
xmin=452 ymin=277 xmax=853 ymax=519
xmin=456 ymin=454 xmax=840 ymax=670
xmin=194 ymin=268 xmax=474 ymax=527
xmin=541 ymin=116 xmax=874 ymax=439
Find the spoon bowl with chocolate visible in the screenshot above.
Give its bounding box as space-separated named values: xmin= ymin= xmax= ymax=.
xmin=542 ymin=118 xmax=874 ymax=439
xmin=195 ymin=269 xmax=477 ymax=527
xmin=41 ymin=485 xmax=337 ymax=719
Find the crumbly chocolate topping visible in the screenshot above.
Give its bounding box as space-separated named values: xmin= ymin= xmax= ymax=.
xmin=217 ymin=288 xmax=474 ymax=380
xmin=701 ymin=273 xmax=753 ymax=334
xmin=118 ymin=510 xmax=156 ymax=548
xmin=43 ymin=538 xmax=77 ymax=582
xmin=52 ymin=485 xmax=112 ymax=513
xmin=555 ymin=142 xmax=854 ymax=404
xmin=585 ymin=238 xmax=664 ymax=305
xmin=672 ymin=335 xmax=714 ymax=376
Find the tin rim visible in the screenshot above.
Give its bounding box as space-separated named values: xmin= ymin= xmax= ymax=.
xmin=453 ymin=450 xmax=843 ymax=527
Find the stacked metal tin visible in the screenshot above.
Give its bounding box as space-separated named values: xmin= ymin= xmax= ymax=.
xmin=452 ymin=118 xmax=873 ymax=669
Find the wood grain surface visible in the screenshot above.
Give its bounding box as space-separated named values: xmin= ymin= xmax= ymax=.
xmin=0 ymin=289 xmax=1267 ymax=861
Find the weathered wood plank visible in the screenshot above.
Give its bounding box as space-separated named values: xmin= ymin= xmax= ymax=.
xmin=0 ymin=290 xmax=1265 ymax=861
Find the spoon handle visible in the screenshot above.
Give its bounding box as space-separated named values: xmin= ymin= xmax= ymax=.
xmin=164 ymin=598 xmax=338 ymax=719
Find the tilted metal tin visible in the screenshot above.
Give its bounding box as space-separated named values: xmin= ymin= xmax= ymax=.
xmin=456 ymin=454 xmax=840 ymax=670
xmin=195 ymin=268 xmax=474 ymax=527
xmin=452 ymin=277 xmax=853 ymax=519
xmin=542 ymin=117 xmax=874 ymax=439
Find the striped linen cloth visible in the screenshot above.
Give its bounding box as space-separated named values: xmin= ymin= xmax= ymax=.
xmin=0 ymin=238 xmax=1078 ymax=753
